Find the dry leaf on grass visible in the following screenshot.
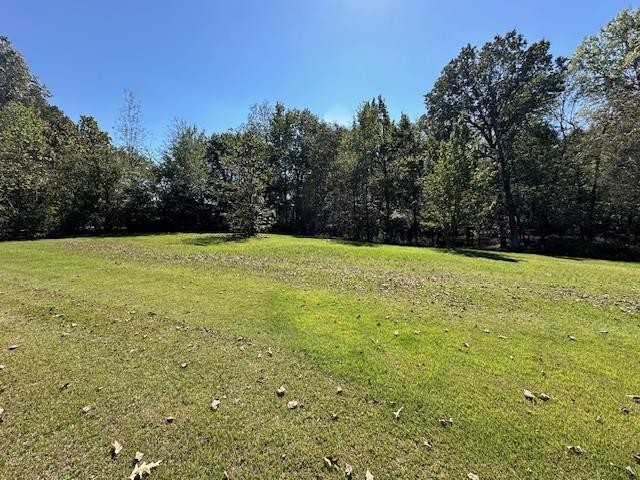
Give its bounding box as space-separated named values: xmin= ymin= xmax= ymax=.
xmin=625 ymin=466 xmax=637 ymax=477
xmin=539 ymin=393 xmax=551 ymax=401
xmin=111 ymin=440 xmax=123 ymax=457
xmin=524 ymin=389 xmax=536 ymax=402
xmin=627 ymin=395 xmax=640 ymax=403
xmin=467 ymin=473 xmax=480 ymax=480
xmin=82 ymin=405 xmax=92 ymax=414
xmin=393 ymin=406 xmax=404 ymax=419
xmin=365 ymin=470 xmax=374 ymax=480
xmin=568 ymin=335 xmax=577 ymax=341
xmin=7 ymin=344 xmax=19 ymax=351
xmin=129 ymin=460 xmax=161 ymax=479
xmin=165 ymin=416 xmax=174 ymax=423
xmin=439 ymin=417 xmax=453 ymax=427
xmin=344 ymin=463 xmax=353 ymax=479
xmin=211 ymin=399 xmax=221 ymax=410
xmin=323 ymin=457 xmax=339 ymax=469
xmin=423 ymin=438 xmax=433 ymax=449
xmin=567 ymin=445 xmax=585 ymax=455
xmin=336 ymin=386 xmax=343 ymax=395
xmin=180 ymin=362 xmax=188 ymax=369
xmin=134 ymin=451 xmax=144 ymax=463
xmin=276 ymin=386 xmax=286 ymax=397
xmin=287 ymin=400 xmax=299 ymax=410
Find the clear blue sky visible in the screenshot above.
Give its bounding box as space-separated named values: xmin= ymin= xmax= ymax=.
xmin=4 ymin=0 xmax=638 ymax=150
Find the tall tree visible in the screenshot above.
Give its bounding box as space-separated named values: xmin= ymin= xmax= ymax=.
xmin=426 ymin=31 xmax=565 ymax=248
xmin=0 ymin=102 xmax=49 ymax=238
xmin=422 ymin=117 xmax=486 ymax=247
xmin=157 ymin=120 xmax=210 ymax=230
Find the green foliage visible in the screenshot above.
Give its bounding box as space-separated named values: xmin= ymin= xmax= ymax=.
xmin=158 ymin=120 xmax=210 ymax=230
xmin=0 ymin=36 xmax=48 ymax=109
xmin=426 ymin=31 xmax=566 ymax=248
xmin=218 ymin=128 xmax=275 ymax=237
xmin=422 ymin=118 xmax=488 ymax=247
xmin=1 ymin=9 xmax=640 ymax=251
xmin=571 ymin=8 xmax=640 ymax=100
xmin=0 ymin=102 xmax=49 ymax=237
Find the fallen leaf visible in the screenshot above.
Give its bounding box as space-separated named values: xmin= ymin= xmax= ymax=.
xmin=0 ymin=364 xmax=5 ymax=370
xmin=180 ymin=362 xmax=188 ymax=369
xmin=468 ymin=473 xmax=480 ymax=480
xmin=211 ymin=399 xmax=221 ymax=410
xmin=393 ymin=406 xmax=404 ymax=419
xmin=568 ymin=335 xmax=577 ymax=341
xmin=7 ymin=344 xmax=19 ymax=351
xmin=524 ymin=389 xmax=536 ymax=402
xmin=287 ymin=400 xmax=299 ymax=410
xmin=276 ymin=386 xmax=286 ymax=397
xmin=567 ymin=445 xmax=585 ymax=455
xmin=423 ymin=438 xmax=433 ymax=449
xmin=223 ymin=471 xmax=230 ymax=480
xmin=439 ymin=417 xmax=453 ymax=427
xmin=539 ymin=393 xmax=551 ymax=402
xmin=323 ymin=457 xmax=333 ymax=468
xmin=365 ymin=470 xmax=374 ymax=480
xmin=627 ymin=395 xmax=640 ymax=404
xmin=600 ymin=330 xmax=609 ymax=334
xmin=498 ymin=335 xmax=507 ymax=339
xmin=59 ymin=382 xmax=70 ymax=390
xmin=344 ymin=463 xmax=353 ymax=479
xmin=482 ymin=329 xmax=490 ymax=333
xmin=165 ymin=416 xmax=174 ymax=423
xmin=625 ymin=465 xmax=636 ymax=477
xmin=331 ymin=412 xmax=339 ymax=421
xmin=267 ymin=347 xmax=273 ymax=356
xmin=111 ymin=440 xmax=123 ymax=457
xmin=634 ymin=453 xmax=640 ymax=463
xmin=82 ymin=405 xmax=92 ymax=414
xmin=464 ymin=342 xmax=470 ymax=348
xmin=129 ymin=460 xmax=161 ymax=479
xmin=134 ymin=451 xmax=144 ymax=463
xmin=336 ymin=386 xmax=343 ymax=395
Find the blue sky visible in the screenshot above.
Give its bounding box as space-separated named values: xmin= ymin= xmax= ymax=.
xmin=4 ymin=0 xmax=638 ymax=150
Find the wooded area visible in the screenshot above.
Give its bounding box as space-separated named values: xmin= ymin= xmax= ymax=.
xmin=1 ymin=8 xmax=639 ymax=257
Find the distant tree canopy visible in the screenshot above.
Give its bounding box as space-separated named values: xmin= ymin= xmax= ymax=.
xmin=1 ymin=8 xmax=639 ymax=257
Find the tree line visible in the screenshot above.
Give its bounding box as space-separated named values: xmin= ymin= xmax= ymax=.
xmin=1 ymin=8 xmax=639 ymax=256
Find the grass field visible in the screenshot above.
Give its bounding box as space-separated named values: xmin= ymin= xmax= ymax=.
xmin=0 ymin=233 xmax=639 ymax=479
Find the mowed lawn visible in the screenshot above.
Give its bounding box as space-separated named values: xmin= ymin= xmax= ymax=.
xmin=0 ymin=234 xmax=639 ymax=479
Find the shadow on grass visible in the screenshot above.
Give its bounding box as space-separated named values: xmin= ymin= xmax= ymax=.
xmin=180 ymin=234 xmax=249 ymax=246
xmin=449 ymin=248 xmax=520 ymax=263
xmin=331 ymin=238 xmax=382 ymax=248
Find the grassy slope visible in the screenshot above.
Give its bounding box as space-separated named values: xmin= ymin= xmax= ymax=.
xmin=0 ymin=233 xmax=638 ymax=479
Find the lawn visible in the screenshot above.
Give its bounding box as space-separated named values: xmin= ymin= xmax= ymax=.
xmin=0 ymin=233 xmax=638 ymax=479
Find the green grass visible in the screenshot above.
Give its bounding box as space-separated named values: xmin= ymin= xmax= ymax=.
xmin=0 ymin=233 xmax=638 ymax=479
